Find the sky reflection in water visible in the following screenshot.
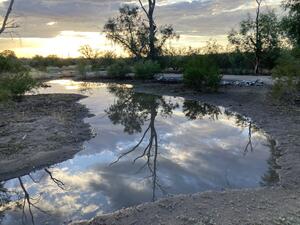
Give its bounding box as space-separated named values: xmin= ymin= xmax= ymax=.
xmin=0 ymin=80 xmax=278 ymax=225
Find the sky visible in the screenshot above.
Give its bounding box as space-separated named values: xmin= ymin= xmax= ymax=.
xmin=0 ymin=0 xmax=283 ymax=58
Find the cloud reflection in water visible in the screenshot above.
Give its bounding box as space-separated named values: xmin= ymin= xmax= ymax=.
xmin=0 ymin=81 xmax=278 ymax=225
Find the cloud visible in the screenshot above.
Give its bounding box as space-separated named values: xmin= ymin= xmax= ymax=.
xmin=0 ymin=0 xmax=281 ymax=38
xmin=0 ymin=0 xmax=281 ymax=56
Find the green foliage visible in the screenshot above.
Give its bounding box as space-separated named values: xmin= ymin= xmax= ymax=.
xmin=272 ymin=49 xmax=300 ymax=102
xmin=0 ymin=50 xmax=26 ymax=73
xmin=0 ymin=88 xmax=11 ymax=102
xmin=281 ymin=0 xmax=300 ymax=47
xmin=0 ymin=72 xmax=40 ymax=101
xmin=107 ymin=60 xmax=131 ymax=78
xmin=96 ymin=51 xmax=117 ymax=70
xmin=77 ymin=59 xmax=89 ymax=78
xmin=228 ymin=11 xmax=281 ymax=73
xmin=133 ymin=60 xmax=161 ymax=79
xmin=29 ymin=55 xmax=75 ymax=70
xmin=183 ymin=56 xmax=221 ymax=92
xmin=104 ymin=5 xmax=177 ymax=59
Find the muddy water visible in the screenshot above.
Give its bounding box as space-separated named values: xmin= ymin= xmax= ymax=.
xmin=0 ymin=80 xmax=278 ymax=225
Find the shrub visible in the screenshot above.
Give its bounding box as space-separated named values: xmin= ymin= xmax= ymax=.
xmin=133 ymin=60 xmax=161 ymax=79
xmin=0 ymin=51 xmax=26 ymax=73
xmin=107 ymin=60 xmax=131 ymax=78
xmin=0 ymin=88 xmax=11 ymax=102
xmin=97 ymin=51 xmax=117 ymax=69
xmin=272 ymin=50 xmax=300 ymax=102
xmin=77 ymin=60 xmax=89 ymax=78
xmin=183 ymin=56 xmax=222 ymax=92
xmin=0 ymin=72 xmax=41 ymax=101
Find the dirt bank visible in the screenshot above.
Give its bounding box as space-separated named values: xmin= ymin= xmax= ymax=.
xmin=0 ymin=94 xmax=92 ymax=181
xmin=74 ymin=83 xmax=300 ymax=225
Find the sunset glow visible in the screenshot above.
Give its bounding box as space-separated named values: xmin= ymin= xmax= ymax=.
xmin=0 ymin=0 xmax=282 ymax=58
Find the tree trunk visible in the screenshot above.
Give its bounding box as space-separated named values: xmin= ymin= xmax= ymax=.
xmin=254 ymin=0 xmax=262 ymax=74
xmin=139 ymin=0 xmax=157 ymax=60
xmin=148 ymin=0 xmax=156 ymax=60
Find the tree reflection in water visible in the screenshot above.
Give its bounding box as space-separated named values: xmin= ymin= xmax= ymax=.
xmin=106 ymin=84 xmax=178 ymax=201
xmin=106 ymin=86 xmax=279 ymax=200
xmin=0 ymin=168 xmax=65 ymax=225
xmin=182 ymin=100 xmax=257 ymax=156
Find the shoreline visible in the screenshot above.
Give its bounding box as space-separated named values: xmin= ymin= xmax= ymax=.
xmin=0 ymin=94 xmax=93 ymax=181
xmin=73 ymin=82 xmax=300 ymax=225
xmin=1 ymin=80 xmax=299 ymax=225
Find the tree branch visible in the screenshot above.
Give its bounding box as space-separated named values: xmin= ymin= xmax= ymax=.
xmin=0 ymin=0 xmax=15 ymax=35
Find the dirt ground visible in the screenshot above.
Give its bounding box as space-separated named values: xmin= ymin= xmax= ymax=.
xmin=73 ymin=83 xmax=300 ymax=225
xmin=0 ymin=94 xmax=92 ymax=181
xmin=0 ymin=82 xmax=299 ymax=225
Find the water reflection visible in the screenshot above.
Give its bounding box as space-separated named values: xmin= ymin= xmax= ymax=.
xmin=0 ymin=80 xmax=279 ymax=225
xmin=106 ymin=85 xmax=178 ymax=200
xmin=105 ymin=85 xmax=277 ymax=201
xmin=0 ymin=168 xmax=66 ymax=225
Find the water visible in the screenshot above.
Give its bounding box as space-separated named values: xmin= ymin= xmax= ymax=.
xmin=0 ymin=80 xmax=278 ymax=225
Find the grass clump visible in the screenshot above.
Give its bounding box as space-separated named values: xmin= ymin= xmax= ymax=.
xmin=107 ymin=60 xmax=131 ymax=79
xmin=133 ymin=60 xmax=161 ymax=80
xmin=183 ymin=56 xmax=222 ymax=92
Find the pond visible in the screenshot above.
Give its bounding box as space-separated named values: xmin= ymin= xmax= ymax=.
xmin=0 ymin=80 xmax=278 ymax=225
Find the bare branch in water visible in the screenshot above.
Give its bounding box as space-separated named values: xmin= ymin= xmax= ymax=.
xmin=18 ymin=177 xmax=49 ymax=225
xmin=244 ymin=122 xmax=254 ymax=156
xmin=44 ymin=168 xmax=65 ymax=190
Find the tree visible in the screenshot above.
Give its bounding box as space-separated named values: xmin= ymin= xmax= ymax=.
xmin=228 ymin=1 xmax=281 ymax=74
xmin=104 ymin=4 xmax=177 ymax=59
xmin=281 ymin=0 xmax=300 ymax=46
xmin=78 ymin=44 xmax=100 ymax=60
xmin=104 ymin=5 xmax=148 ymax=58
xmin=0 ymin=0 xmax=15 ymax=35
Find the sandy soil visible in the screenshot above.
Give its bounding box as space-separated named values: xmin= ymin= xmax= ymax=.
xmin=73 ymin=83 xmax=300 ymax=225
xmin=0 ymin=94 xmax=92 ymax=181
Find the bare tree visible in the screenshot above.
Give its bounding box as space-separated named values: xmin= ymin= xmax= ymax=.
xmin=78 ymin=44 xmax=100 ymax=60
xmin=0 ymin=0 xmax=15 ymax=35
xmin=138 ymin=0 xmax=157 ymax=59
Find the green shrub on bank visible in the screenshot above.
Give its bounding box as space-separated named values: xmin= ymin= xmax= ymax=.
xmin=107 ymin=61 xmax=131 ymax=78
xmin=133 ymin=60 xmax=161 ymax=79
xmin=0 ymin=72 xmax=41 ymax=101
xmin=272 ymin=49 xmax=300 ymax=102
xmin=96 ymin=51 xmax=117 ymax=70
xmin=77 ymin=60 xmax=89 ymax=78
xmin=0 ymin=51 xmax=26 ymax=74
xmin=183 ymin=56 xmax=221 ymax=92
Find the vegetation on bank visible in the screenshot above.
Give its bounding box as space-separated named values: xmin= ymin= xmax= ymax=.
xmin=0 ymin=0 xmax=299 ymax=101
xmin=183 ymin=56 xmax=221 ymax=92
xmin=0 ymin=51 xmax=40 ymax=101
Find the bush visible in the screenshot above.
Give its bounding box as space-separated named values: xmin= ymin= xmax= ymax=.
xmin=0 ymin=72 xmax=41 ymax=101
xmin=0 ymin=51 xmax=26 ymax=73
xmin=133 ymin=60 xmax=161 ymax=79
xmin=107 ymin=60 xmax=131 ymax=78
xmin=272 ymin=50 xmax=300 ymax=102
xmin=0 ymin=88 xmax=11 ymax=102
xmin=97 ymin=51 xmax=117 ymax=69
xmin=77 ymin=60 xmax=89 ymax=78
xmin=29 ymin=55 xmax=75 ymax=70
xmin=183 ymin=56 xmax=221 ymax=92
